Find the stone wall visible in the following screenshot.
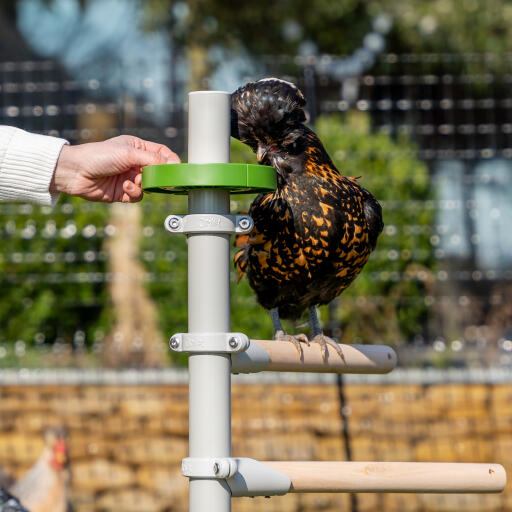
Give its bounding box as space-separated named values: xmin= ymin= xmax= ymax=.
xmin=0 ymin=379 xmax=511 ymax=511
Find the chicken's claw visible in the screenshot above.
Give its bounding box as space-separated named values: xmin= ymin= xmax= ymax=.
xmin=311 ymin=333 xmax=345 ymax=363
xmin=274 ymin=330 xmax=309 ymax=359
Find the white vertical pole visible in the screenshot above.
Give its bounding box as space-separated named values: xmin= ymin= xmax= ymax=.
xmin=187 ymin=91 xmax=232 ymax=512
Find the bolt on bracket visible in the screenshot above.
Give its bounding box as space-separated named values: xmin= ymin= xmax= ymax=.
xmin=169 ymin=332 xmax=250 ymax=354
xmin=164 ymin=214 xmax=253 ymax=235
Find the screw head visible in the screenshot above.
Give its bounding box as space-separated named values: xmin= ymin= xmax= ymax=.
xmin=213 ymin=462 xmax=220 ymax=474
xmin=168 ymin=217 xmax=181 ymax=230
xmin=228 ymin=336 xmax=239 ymax=349
xmin=169 ymin=336 xmax=180 ymax=350
xmin=238 ymin=217 xmax=251 ymax=230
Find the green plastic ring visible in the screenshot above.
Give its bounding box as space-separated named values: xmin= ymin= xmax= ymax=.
xmin=142 ymin=163 xmax=276 ymax=194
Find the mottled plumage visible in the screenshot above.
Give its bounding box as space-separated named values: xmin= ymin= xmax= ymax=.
xmin=232 ymin=78 xmax=383 ymax=358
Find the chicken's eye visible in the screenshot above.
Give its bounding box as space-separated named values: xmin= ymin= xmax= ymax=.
xmin=286 ymin=141 xmax=301 ymax=154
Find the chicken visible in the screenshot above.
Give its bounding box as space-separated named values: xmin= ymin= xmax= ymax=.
xmin=232 ymin=78 xmax=383 ymax=360
xmin=9 ymin=427 xmax=72 ymax=512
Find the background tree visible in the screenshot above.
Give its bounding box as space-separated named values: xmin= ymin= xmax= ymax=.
xmin=144 ymin=0 xmax=512 ymax=87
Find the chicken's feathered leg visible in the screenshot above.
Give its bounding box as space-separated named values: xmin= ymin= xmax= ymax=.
xmin=309 ymin=306 xmax=345 ymax=362
xmin=271 ymin=307 xmax=309 ymax=358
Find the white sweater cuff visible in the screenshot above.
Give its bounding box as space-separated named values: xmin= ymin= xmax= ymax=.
xmin=0 ymin=126 xmax=68 ymax=206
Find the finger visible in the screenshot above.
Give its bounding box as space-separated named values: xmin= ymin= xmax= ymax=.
xmin=128 ymin=147 xmax=177 ymax=168
xmin=120 ymin=168 xmax=140 ymax=183
xmin=112 ymin=136 xmax=180 ymax=163
xmin=123 ymin=179 xmax=143 ymax=201
xmin=121 ymin=192 xmax=141 ymax=203
xmin=138 ymin=140 xmax=181 ymax=163
xmin=134 ymin=171 xmax=151 ymax=194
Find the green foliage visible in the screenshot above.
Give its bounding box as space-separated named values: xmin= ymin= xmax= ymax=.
xmin=139 ymin=195 xmax=190 ymax=364
xmin=379 ymin=0 xmax=511 ymax=59
xmin=315 ymin=112 xmax=434 ymax=344
xmin=144 ymin=0 xmax=512 ymax=77
xmin=144 ymin=0 xmax=371 ymax=57
xmin=0 ymin=197 xmax=112 ymax=352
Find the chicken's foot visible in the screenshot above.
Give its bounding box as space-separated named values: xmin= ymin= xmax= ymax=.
xmin=274 ymin=329 xmax=310 ymax=359
xmin=309 ymin=306 xmax=345 ymax=362
xmin=270 ymin=307 xmax=310 ymax=359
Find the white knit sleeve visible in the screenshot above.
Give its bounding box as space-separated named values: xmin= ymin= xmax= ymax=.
xmin=0 ymin=126 xmax=69 ymax=206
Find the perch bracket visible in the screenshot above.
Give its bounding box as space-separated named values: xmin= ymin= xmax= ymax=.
xmin=226 ymin=458 xmax=291 ymax=497
xmin=181 ymin=457 xmax=291 ymax=497
xmin=164 ymin=214 xmax=253 ymax=235
xmin=169 ymin=332 xmax=250 ymax=354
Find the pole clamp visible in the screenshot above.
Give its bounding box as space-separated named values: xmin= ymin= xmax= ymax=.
xmin=169 ymin=332 xmax=250 ymax=354
xmin=181 ymin=457 xmax=291 ymax=497
xmin=164 ymin=214 xmax=253 ymax=234
xmin=182 ymin=457 xmax=238 ymax=479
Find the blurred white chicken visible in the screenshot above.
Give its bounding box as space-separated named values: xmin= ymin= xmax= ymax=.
xmin=7 ymin=427 xmax=73 ymax=512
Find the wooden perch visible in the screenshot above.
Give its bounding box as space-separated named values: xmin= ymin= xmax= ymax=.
xmin=264 ymin=461 xmax=507 ymax=494
xmin=231 ymin=339 xmax=397 ymax=374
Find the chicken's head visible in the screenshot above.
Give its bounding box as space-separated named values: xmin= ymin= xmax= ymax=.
xmin=44 ymin=426 xmax=69 ymax=470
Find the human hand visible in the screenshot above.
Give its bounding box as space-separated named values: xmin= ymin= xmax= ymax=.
xmin=51 ymin=135 xmax=180 ymax=202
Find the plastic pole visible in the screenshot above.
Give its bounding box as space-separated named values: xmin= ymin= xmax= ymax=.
xmin=187 ymin=91 xmax=232 ymax=512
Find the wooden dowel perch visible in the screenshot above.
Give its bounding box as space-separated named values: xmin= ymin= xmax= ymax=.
xmin=264 ymin=461 xmax=507 ymax=494
xmin=231 ymin=339 xmax=397 ymax=374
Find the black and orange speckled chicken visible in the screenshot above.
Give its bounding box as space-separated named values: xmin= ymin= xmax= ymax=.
xmin=232 ymin=78 xmax=383 ymax=360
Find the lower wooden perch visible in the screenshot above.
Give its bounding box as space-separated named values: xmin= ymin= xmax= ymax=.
xmin=231 ymin=339 xmax=397 ymax=374
xmin=264 ymin=461 xmax=507 ymax=493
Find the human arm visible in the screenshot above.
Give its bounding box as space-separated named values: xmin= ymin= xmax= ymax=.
xmin=0 ymin=125 xmax=68 ymax=205
xmin=0 ymin=127 xmax=179 ymax=205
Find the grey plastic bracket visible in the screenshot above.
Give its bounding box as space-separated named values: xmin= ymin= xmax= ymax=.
xmin=231 ymin=340 xmax=271 ymax=373
xmin=169 ymin=332 xmax=250 ymax=354
xmin=226 ymin=458 xmax=291 ymax=497
xmin=164 ymin=214 xmax=253 ymax=235
xmin=181 ymin=457 xmax=291 ymax=497
xmin=182 ymin=457 xmax=238 ymax=479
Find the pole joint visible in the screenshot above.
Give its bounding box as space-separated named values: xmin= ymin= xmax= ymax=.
xmin=169 ymin=332 xmax=250 ymax=354
xmin=164 ymin=214 xmax=253 ymax=235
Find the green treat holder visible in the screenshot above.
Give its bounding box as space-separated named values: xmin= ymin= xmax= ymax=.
xmin=142 ymin=163 xmax=276 ymax=194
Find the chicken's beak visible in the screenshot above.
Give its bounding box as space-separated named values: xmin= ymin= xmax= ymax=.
xmin=256 ymin=145 xmax=268 ymax=163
